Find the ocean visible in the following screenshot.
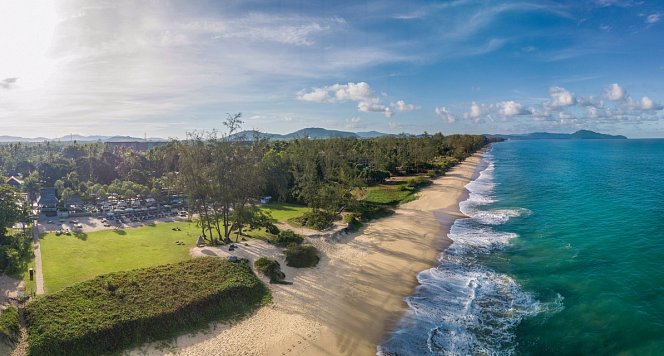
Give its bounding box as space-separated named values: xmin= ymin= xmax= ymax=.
xmin=378 ymin=139 xmax=664 ymax=355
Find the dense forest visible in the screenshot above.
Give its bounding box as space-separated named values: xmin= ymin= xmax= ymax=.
xmin=0 ymin=117 xmax=496 ymax=245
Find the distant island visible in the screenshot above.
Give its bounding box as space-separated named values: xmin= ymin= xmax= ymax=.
xmin=487 ymin=130 xmax=627 ymax=140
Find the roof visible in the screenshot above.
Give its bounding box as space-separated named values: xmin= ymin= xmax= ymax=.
xmin=39 ymin=188 xmax=59 ymax=206
xmin=65 ymin=195 xmax=84 ymax=207
xmin=6 ymin=176 xmax=24 ymax=185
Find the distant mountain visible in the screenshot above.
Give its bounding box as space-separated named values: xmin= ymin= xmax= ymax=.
xmin=0 ymin=135 xmax=49 ymax=143
xmin=230 ymin=127 xmax=392 ymax=141
xmin=53 ymin=134 xmax=110 ymax=142
xmin=356 ymin=131 xmax=392 ymax=138
xmin=489 ymin=130 xmax=627 ymax=140
xmin=0 ymin=134 xmax=167 ymax=143
xmin=284 ymin=128 xmax=359 ymax=139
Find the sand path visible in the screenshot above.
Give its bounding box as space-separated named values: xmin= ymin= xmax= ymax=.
xmin=130 ymin=151 xmax=483 ymax=356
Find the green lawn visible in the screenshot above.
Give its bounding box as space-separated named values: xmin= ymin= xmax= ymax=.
xmin=364 ymin=183 xmax=417 ymax=205
xmin=38 ymin=203 xmax=307 ymax=293
xmin=40 ymin=222 xmax=199 ymax=293
xmin=260 ymin=202 xmax=310 ymax=222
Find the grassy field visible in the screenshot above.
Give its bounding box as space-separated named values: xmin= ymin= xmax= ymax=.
xmin=38 ymin=203 xmax=307 ymax=293
xmin=40 ymin=221 xmax=199 ymax=293
xmin=260 ymin=202 xmax=310 ymax=222
xmin=363 ymin=182 xmax=418 ymax=205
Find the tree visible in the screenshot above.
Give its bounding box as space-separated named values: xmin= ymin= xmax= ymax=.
xmin=0 ymin=185 xmax=23 ymax=239
xmin=0 ymin=184 xmax=30 ymax=274
xmin=23 ymin=170 xmax=41 ymax=203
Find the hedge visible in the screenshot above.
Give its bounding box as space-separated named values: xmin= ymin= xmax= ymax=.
xmin=25 ymin=257 xmax=270 ymax=355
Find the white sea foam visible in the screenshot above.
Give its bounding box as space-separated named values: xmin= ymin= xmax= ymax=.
xmin=378 ymin=149 xmax=563 ymax=356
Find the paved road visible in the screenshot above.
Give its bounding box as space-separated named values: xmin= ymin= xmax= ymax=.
xmin=32 ymin=219 xmax=44 ymax=295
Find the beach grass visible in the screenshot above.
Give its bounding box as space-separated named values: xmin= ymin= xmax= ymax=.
xmin=40 ymin=221 xmax=199 ymax=293
xmin=26 ymin=258 xmax=270 ymax=356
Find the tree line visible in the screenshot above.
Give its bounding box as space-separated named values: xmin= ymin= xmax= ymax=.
xmin=0 ymin=116 xmax=496 ymax=246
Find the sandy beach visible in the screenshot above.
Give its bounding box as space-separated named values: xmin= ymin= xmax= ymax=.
xmin=131 ymin=150 xmax=484 ymax=356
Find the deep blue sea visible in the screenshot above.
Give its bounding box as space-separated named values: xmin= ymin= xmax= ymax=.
xmin=379 ymin=139 xmax=664 ymax=355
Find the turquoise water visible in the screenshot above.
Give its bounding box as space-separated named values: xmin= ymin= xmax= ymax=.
xmin=380 ymin=139 xmax=664 ymax=355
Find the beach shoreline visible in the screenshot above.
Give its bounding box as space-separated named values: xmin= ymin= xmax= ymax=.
xmin=131 ymin=149 xmax=485 ymax=356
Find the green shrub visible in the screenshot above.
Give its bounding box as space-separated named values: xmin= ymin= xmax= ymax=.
xmin=343 ymin=214 xmax=363 ymax=232
xmin=289 ymin=210 xmax=339 ymax=230
xmin=265 ymin=223 xmax=280 ymax=235
xmin=0 ymin=306 xmax=20 ymax=346
xmin=352 ymin=203 xmax=394 ymax=221
xmin=274 ymin=230 xmax=304 ymax=247
xmin=405 ymin=176 xmax=431 ymax=189
xmin=25 ymin=258 xmax=270 ymax=356
xmin=254 ymin=257 xmax=286 ymax=283
xmin=284 ymin=245 xmax=320 ymax=268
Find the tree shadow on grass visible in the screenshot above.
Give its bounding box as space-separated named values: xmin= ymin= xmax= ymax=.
xmin=113 ymin=229 xmax=127 ymax=236
xmin=74 ymin=232 xmax=88 ymax=241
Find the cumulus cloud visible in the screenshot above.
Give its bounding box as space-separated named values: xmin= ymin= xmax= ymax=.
xmin=297 ymin=82 xmax=376 ymax=103
xmin=464 ymin=101 xmax=491 ymax=120
xmin=547 ymin=86 xmax=576 ymax=108
xmin=604 ymin=83 xmax=626 ymax=101
xmin=358 ymin=101 xmax=393 ymax=117
xmin=443 ymin=82 xmax=662 ymax=132
xmin=640 ymin=96 xmax=664 ymax=110
xmin=298 ymin=82 xmax=403 ymax=117
xmin=435 ymin=106 xmax=457 ymax=123
xmin=497 ymin=100 xmax=531 ymax=117
xmin=391 ymin=100 xmax=416 ymax=112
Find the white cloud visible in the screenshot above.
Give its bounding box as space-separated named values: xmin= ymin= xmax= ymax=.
xmin=435 ymin=106 xmax=457 ymax=123
xmin=645 ymin=13 xmax=661 ymax=24
xmin=547 ymin=86 xmax=576 ymax=108
xmin=298 ymin=82 xmax=399 ymax=117
xmin=464 ymin=101 xmax=490 ymax=120
xmin=358 ymin=101 xmax=393 ymax=117
xmin=297 ymin=82 xmax=377 ymax=103
xmin=604 ymin=83 xmax=626 ymax=101
xmin=641 ymin=96 xmax=663 ymax=110
xmin=391 ymin=100 xmax=416 ymax=112
xmin=497 ymin=100 xmax=531 ymax=117
xmin=297 ymin=88 xmax=331 ymax=103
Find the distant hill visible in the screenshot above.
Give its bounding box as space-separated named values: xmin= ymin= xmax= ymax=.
xmin=0 ymin=134 xmax=167 ymax=143
xmin=230 ymin=127 xmax=392 ymax=141
xmin=488 ymin=130 xmax=627 ymax=140
xmin=0 ymin=135 xmax=49 ymax=143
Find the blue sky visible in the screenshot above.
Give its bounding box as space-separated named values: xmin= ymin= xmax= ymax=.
xmin=1 ymin=0 xmax=664 ymax=138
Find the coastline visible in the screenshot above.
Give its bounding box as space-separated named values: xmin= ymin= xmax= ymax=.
xmin=131 ymin=149 xmax=485 ymax=356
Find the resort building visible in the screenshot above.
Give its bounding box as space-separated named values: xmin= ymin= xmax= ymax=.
xmin=5 ymin=176 xmax=24 ymax=189
xmin=39 ymin=188 xmax=59 ymax=217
